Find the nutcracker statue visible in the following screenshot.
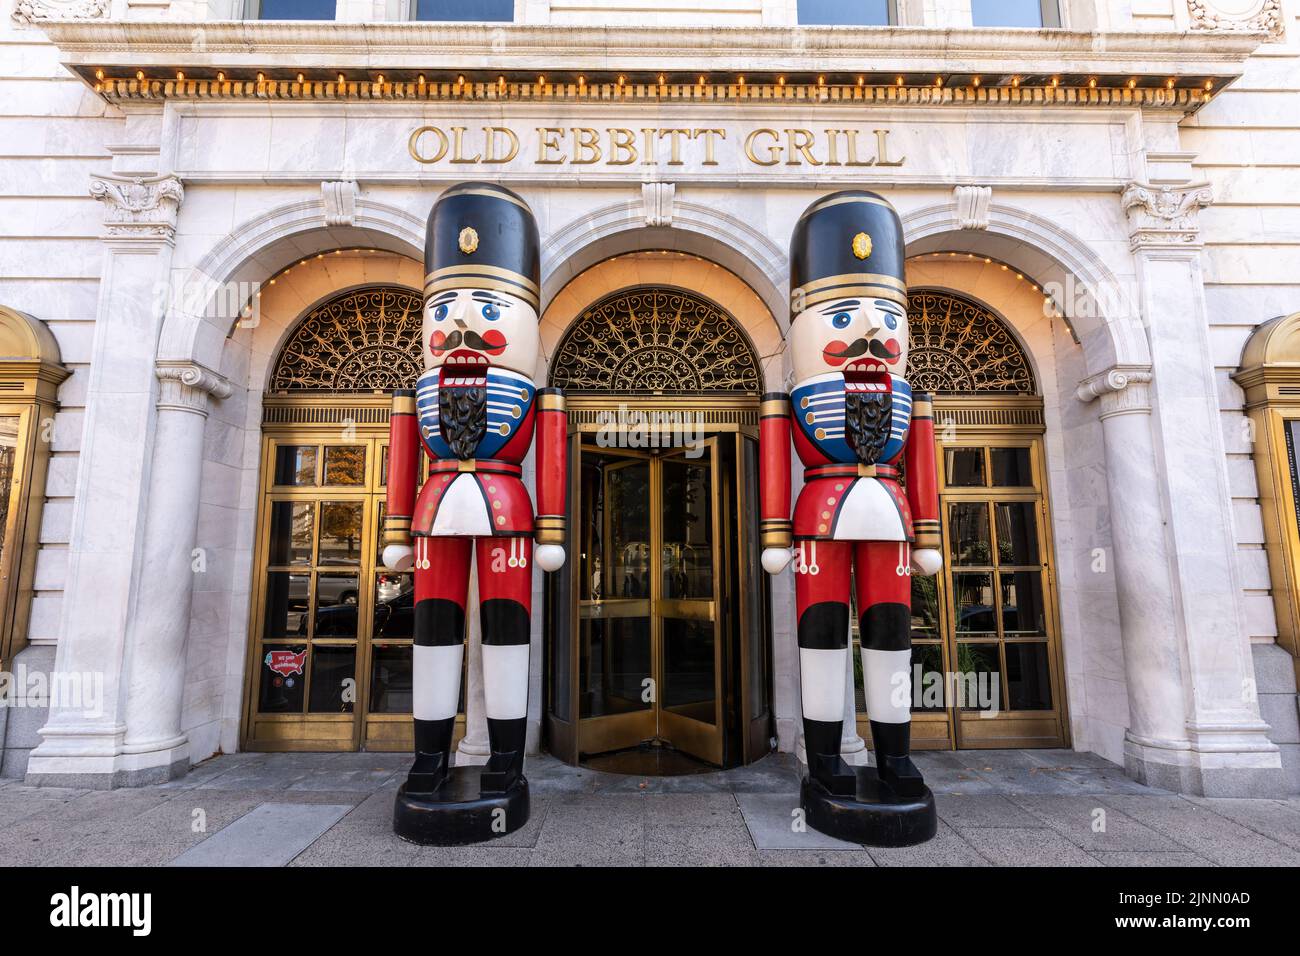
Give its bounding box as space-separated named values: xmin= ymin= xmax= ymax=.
xmin=384 ymin=183 xmax=567 ymax=845
xmin=761 ymin=191 xmax=941 ymax=846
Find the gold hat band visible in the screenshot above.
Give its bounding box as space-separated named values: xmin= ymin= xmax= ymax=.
xmin=439 ymin=185 xmax=531 ymax=211
xmin=425 ymin=273 xmax=540 ymax=309
xmin=794 ymin=283 xmax=908 ymax=311
xmin=425 ymin=263 xmax=541 ymax=295
xmin=798 ymin=271 xmax=907 ymax=295
xmin=797 ymin=194 xmax=897 ymax=221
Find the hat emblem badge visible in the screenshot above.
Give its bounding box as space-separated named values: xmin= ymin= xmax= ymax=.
xmin=458 ymin=226 xmax=479 ymax=254
xmin=851 ymin=232 xmax=872 ymax=260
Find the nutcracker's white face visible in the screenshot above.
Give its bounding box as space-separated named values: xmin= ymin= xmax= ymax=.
xmin=790 ymin=297 xmax=909 ymax=386
xmin=423 ymin=287 xmax=539 ymax=379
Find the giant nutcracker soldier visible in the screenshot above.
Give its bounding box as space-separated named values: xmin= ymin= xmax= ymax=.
xmin=761 ymin=191 xmax=941 ymax=846
xmin=383 ymin=183 xmax=567 ymax=845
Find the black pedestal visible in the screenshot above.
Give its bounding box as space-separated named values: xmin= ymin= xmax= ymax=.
xmin=801 ymin=765 xmax=937 ymax=847
xmin=393 ymin=767 xmax=530 ymax=846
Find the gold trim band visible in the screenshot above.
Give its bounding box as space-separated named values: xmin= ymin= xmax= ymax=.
xmin=799 ymin=272 xmax=907 ymax=296
xmin=391 ymin=395 xmax=416 ymax=415
xmin=425 ymin=275 xmax=540 ymax=309
xmin=535 ymin=528 xmax=566 ymax=545
xmin=760 ymin=398 xmax=790 ymax=417
xmin=796 ymin=284 xmax=908 ymax=310
xmin=798 ymin=194 xmax=897 ymax=220
xmin=761 ymin=530 xmax=793 ymax=549
xmin=426 ymin=263 xmax=540 ymax=295
xmin=440 ymin=185 xmax=531 ymax=212
xmin=539 ymin=393 xmax=566 ymax=412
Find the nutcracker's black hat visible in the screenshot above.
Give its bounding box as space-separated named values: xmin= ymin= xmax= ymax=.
xmin=424 ymin=182 xmax=541 ymax=311
xmin=789 ymin=190 xmax=908 ymax=317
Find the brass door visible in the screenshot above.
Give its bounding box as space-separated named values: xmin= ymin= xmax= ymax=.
xmin=244 ymin=432 xmax=458 ymax=752
xmin=575 ymin=436 xmax=725 ymax=765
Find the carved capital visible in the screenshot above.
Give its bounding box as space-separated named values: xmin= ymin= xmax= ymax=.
xmin=642 ymin=182 xmax=674 ymax=227
xmin=321 ymin=180 xmax=357 ymax=227
xmin=1121 ymin=182 xmax=1213 ymax=252
xmin=90 ymin=174 xmax=184 ymax=244
xmin=156 ymin=361 xmax=232 ymax=417
xmin=12 ymin=0 xmax=108 ymax=24
xmin=1077 ymin=365 xmax=1153 ymax=417
xmin=1188 ymin=0 xmax=1284 ymax=38
xmin=954 ymin=185 xmax=992 ymax=231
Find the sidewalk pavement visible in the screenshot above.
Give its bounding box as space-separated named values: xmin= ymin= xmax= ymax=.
xmin=2 ymin=749 xmax=1299 ymax=867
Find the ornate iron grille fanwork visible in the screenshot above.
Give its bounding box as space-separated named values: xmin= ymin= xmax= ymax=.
xmin=905 ymin=289 xmax=1036 ymax=394
xmin=550 ymin=286 xmax=762 ymax=394
xmin=269 ymin=286 xmax=424 ymax=393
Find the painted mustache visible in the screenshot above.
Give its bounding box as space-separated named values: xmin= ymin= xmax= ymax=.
xmin=823 ymin=338 xmax=901 ymax=361
xmin=436 ymin=329 xmax=501 ymax=352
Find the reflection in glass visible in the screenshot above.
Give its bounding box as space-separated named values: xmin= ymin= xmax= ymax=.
xmin=258 ymin=644 xmax=307 ymax=712
xmin=370 ymin=644 xmax=413 ymax=713
xmin=256 ymin=0 xmax=336 ymax=19
xmin=661 ymin=456 xmax=713 ymax=599
xmin=374 ymin=572 xmax=413 ymax=639
xmin=1000 ymin=571 xmax=1047 ymax=637
xmin=268 ymin=501 xmax=313 ymax=565
xmin=309 ymin=645 xmax=356 ymax=713
xmin=1006 ymin=643 xmax=1053 ymax=710
xmin=580 ymin=450 xmax=651 ymax=602
xmin=323 ymin=445 xmax=366 ymax=485
xmin=948 ymin=502 xmax=991 ymax=566
xmin=994 ymin=501 xmax=1039 ymax=565
xmin=953 ymin=572 xmax=996 ymax=636
xmin=910 ymin=574 xmax=940 ymax=641
xmin=945 ymin=448 xmax=985 ymax=487
xmin=955 ymin=642 xmax=1001 ymax=712
xmin=0 ymin=416 xmax=19 ymax=568
xmin=579 ymin=618 xmax=652 ymax=718
xmin=990 ymin=447 xmax=1032 ymax=487
xmin=798 ymin=0 xmax=893 ymax=25
xmin=319 ymin=501 xmax=364 ymax=565
xmin=414 ymin=0 xmax=513 ymax=20
xmin=315 ymin=574 xmax=359 ymax=638
xmin=912 ymin=643 xmax=945 ymax=712
xmin=662 ymin=617 xmax=716 ymax=724
xmin=971 ymin=0 xmax=1054 ymax=28
xmin=264 ymin=572 xmax=310 ymax=638
xmin=273 ymin=445 xmax=317 ymax=486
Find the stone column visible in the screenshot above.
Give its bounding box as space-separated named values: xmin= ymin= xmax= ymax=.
xmin=1077 ymin=182 xmax=1283 ymax=796
xmin=27 ymin=174 xmax=185 ymax=787
xmin=455 ymin=575 xmax=491 ymax=766
xmin=115 ymin=362 xmax=231 ymax=783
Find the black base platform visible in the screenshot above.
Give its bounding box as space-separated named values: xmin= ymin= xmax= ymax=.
xmin=393 ymin=767 xmax=530 ymax=846
xmin=801 ymin=765 xmax=937 ymax=847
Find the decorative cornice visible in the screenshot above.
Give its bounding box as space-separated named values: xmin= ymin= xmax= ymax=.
xmin=89 ymin=174 xmax=184 ymax=243
xmin=1188 ymin=0 xmax=1284 ymax=38
xmin=12 ymin=0 xmax=107 ymax=26
xmin=156 ymin=361 xmax=233 ymax=416
xmin=321 ymin=180 xmax=357 ymax=227
xmin=1121 ymin=182 xmax=1213 ymax=252
xmin=642 ymin=182 xmax=674 ymax=227
xmin=954 ymin=185 xmax=992 ymax=231
xmin=1077 ymin=365 xmax=1154 ymax=417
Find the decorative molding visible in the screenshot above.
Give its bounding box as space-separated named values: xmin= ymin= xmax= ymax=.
xmin=1121 ymin=182 xmax=1213 ymax=252
xmin=321 ymin=180 xmax=357 ymax=227
xmin=907 ymin=289 xmax=1036 ymax=394
xmin=11 ymin=0 xmax=107 ymax=25
xmin=1076 ymin=365 xmax=1154 ymax=417
xmin=953 ymin=185 xmax=993 ymax=231
xmin=641 ymin=182 xmax=674 ymax=227
xmin=89 ymin=174 xmax=184 ymax=243
xmin=1188 ymin=0 xmax=1284 ymax=37
xmin=156 ymin=361 xmax=233 ymax=416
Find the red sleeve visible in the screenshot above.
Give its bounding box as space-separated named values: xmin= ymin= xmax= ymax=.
xmin=905 ymin=391 xmax=940 ymax=550
xmin=534 ymin=388 xmax=567 ymax=548
xmin=384 ymin=389 xmax=418 ymax=547
xmin=760 ymin=392 xmax=793 ymax=550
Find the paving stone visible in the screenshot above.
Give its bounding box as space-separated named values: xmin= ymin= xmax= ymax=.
xmin=1100 ymin=795 xmax=1300 ymax=867
xmin=918 ymin=765 xmax=1002 ymax=795
xmin=1090 ymin=851 xmax=1215 ymax=867
xmin=952 ymin=750 xmax=1043 ymax=770
xmin=1022 ymin=749 xmax=1122 ymax=771
xmin=867 ymin=819 xmax=992 ymax=867
xmin=934 ymin=793 xmax=1045 ymax=829
xmin=966 ymin=766 xmax=1097 ymax=796
xmin=758 ymin=849 xmax=877 ymax=866
xmin=406 ymin=846 xmax=534 ymax=867
xmin=956 ymin=826 xmax=1102 ymax=866
xmin=1004 ymin=795 xmax=1184 ymax=851
xmin=736 ymin=793 xmax=860 ymax=851
xmin=644 ymin=792 xmax=740 ymax=827
xmin=1186 ymin=797 xmax=1300 ymax=852
xmin=645 ymin=823 xmax=758 ymax=866
xmin=168 ymin=803 xmax=353 ymax=867
xmin=286 ymin=768 xmax=402 ymax=791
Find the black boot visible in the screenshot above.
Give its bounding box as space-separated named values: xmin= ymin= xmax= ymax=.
xmin=480 ymin=717 xmax=526 ymax=795
xmin=871 ymin=719 xmax=925 ymax=799
xmin=406 ymin=717 xmax=455 ymax=794
xmin=805 ymin=718 xmax=857 ymax=797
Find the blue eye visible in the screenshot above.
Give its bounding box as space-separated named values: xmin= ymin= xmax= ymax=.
xmin=432 ymin=304 xmax=448 ymax=321
xmin=883 ymin=312 xmax=899 ymax=330
xmin=481 ymin=303 xmax=500 ymax=321
xmin=831 ymin=312 xmax=852 ymax=330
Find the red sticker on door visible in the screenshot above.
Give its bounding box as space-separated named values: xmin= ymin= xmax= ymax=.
xmin=265 ymin=648 xmax=307 ymax=677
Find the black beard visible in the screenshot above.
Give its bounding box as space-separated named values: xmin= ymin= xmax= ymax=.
xmin=439 ymin=385 xmax=487 ymax=460
xmin=844 ymin=390 xmax=892 ymax=466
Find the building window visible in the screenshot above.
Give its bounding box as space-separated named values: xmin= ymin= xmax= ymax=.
xmin=971 ymin=0 xmax=1061 ymax=27
xmin=247 ymin=0 xmax=337 ymax=19
xmin=412 ymin=0 xmax=513 ymax=21
xmin=797 ymin=0 xmax=895 ymax=25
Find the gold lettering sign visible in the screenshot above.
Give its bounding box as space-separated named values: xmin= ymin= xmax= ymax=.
xmin=407 ymin=125 xmax=907 ymax=170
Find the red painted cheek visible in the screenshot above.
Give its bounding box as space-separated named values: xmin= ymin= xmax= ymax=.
xmin=429 ymin=330 xmax=447 ymax=355
xmin=481 ymin=329 xmax=507 ymax=355
xmin=822 ymin=339 xmax=849 ymax=367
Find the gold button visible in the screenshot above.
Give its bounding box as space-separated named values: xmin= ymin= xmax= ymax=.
xmin=821 ymin=511 xmax=830 ymax=519
xmin=801 ymin=397 xmax=809 ymax=408
xmin=827 ymin=497 xmax=835 ymax=505
xmin=835 ymin=483 xmax=844 ymax=491
xmin=493 ymin=501 xmax=502 ymax=510
xmin=805 ymin=412 xmax=815 ymax=425
xmin=818 ymin=524 xmax=828 ymax=534
xmin=497 ymin=515 xmax=506 ymax=525
xmin=815 ymin=428 xmax=826 ymax=440
xmin=488 ymin=485 xmax=496 ymax=493
xmin=498 ymin=424 xmax=509 ymax=435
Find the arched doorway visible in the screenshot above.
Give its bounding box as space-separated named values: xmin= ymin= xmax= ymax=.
xmin=855 ymin=288 xmax=1067 ymax=750
xmin=544 ymin=282 xmax=771 ymax=771
xmin=243 ymin=284 xmax=436 ymax=752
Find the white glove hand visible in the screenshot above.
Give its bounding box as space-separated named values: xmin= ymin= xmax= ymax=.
xmin=761 ymin=547 xmax=794 ymax=575
xmin=910 ymin=548 xmax=943 ymax=577
xmin=382 ymin=543 xmax=414 ymax=572
xmin=536 ymin=544 xmax=566 ymax=572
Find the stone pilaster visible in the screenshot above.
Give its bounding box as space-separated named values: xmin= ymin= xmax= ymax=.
xmin=26 ymin=174 xmax=186 ymax=787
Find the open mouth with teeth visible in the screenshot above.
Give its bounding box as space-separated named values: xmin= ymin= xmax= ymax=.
xmin=824 ymin=337 xmax=900 ymax=384
xmin=438 ymin=349 xmax=489 ymax=388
